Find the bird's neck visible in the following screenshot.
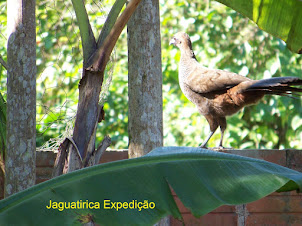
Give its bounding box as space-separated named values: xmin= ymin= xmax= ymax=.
xmin=180 ymin=46 xmax=197 ymax=60
xmin=179 ymin=46 xmax=198 ymax=79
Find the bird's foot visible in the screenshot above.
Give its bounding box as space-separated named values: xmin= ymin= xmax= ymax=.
xmin=211 ymin=146 xmax=233 ymax=151
xmin=198 ymin=144 xmax=233 ymax=151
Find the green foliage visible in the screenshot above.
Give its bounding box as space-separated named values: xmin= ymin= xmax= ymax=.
xmin=34 ymin=0 xmax=128 ymax=148
xmin=0 ymin=92 xmax=5 ymax=156
xmin=0 ymin=147 xmax=301 ymax=225
xmin=0 ymin=0 xmax=301 ymax=149
xmin=0 ymin=1 xmax=6 ymax=157
xmin=161 ymin=0 xmax=302 ymax=149
xmin=35 ymin=1 xmax=83 ymax=146
xmin=216 ymin=0 xmax=302 ymax=53
xmin=101 ymin=0 xmax=302 ymax=149
xmin=0 ymin=1 xmax=7 ymax=96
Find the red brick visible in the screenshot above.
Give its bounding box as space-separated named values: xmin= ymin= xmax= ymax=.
xmin=286 ymin=149 xmax=302 ymax=172
xmin=270 ymin=191 xmax=299 ymax=196
xmin=36 ymin=178 xmax=49 ymax=184
xmin=99 ymin=150 xmax=128 ymax=163
xmin=246 ymin=213 xmax=302 ymax=225
xmin=172 ymin=195 xmax=189 ymax=213
xmin=173 ymin=195 xmax=236 ymax=214
xmin=171 ymin=213 xmax=237 ymax=226
xmin=36 ymin=151 xmax=57 ymax=167
xmin=212 ymin=205 xmax=237 ymax=213
xmin=246 ymin=194 xmax=302 ymax=213
xmin=225 ymin=149 xmax=286 ymax=166
xmin=36 ymin=167 xmax=53 ymax=179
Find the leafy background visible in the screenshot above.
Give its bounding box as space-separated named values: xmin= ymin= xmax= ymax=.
xmin=0 ymin=0 xmax=301 ymax=150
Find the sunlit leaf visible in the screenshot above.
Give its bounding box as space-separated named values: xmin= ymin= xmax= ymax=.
xmin=0 ymin=147 xmax=301 ymax=225
xmin=215 ymin=0 xmax=302 ymax=53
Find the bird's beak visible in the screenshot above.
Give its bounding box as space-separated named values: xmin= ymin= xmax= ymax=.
xmin=169 ymin=38 xmax=176 ymax=46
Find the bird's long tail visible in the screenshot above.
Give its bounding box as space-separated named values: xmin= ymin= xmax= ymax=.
xmin=246 ymin=77 xmax=302 ymax=96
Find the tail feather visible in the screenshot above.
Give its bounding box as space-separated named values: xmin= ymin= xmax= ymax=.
xmin=269 ymin=86 xmax=302 ymax=93
xmin=246 ymin=77 xmax=302 ymax=95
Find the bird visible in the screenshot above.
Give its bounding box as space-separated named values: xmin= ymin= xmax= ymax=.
xmin=170 ymin=32 xmax=302 ymax=149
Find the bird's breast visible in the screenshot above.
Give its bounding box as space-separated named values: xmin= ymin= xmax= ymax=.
xmin=178 ymin=80 xmax=211 ymax=114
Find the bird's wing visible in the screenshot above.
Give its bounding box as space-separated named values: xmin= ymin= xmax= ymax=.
xmin=185 ymin=65 xmax=252 ymax=94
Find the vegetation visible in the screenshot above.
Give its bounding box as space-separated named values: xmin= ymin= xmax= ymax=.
xmin=0 ymin=0 xmax=301 ymax=224
xmin=0 ymin=147 xmax=301 ymax=225
xmin=1 ymin=0 xmax=301 ymax=150
xmin=161 ymin=0 xmax=302 ymax=149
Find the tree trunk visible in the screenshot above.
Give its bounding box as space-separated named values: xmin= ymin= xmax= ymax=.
xmin=71 ymin=69 xmax=104 ymax=166
xmin=5 ymin=0 xmax=36 ymax=197
xmin=128 ymin=0 xmax=168 ymax=225
xmin=53 ymin=0 xmax=143 ymax=176
xmin=127 ymin=0 xmax=163 ymax=157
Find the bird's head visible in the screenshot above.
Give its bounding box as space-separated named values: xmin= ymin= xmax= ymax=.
xmin=169 ymin=32 xmax=193 ymax=50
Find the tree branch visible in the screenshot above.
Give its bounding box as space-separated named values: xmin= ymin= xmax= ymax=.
xmin=0 ymin=56 xmax=7 ymax=70
xmin=71 ymin=0 xmax=97 ymax=66
xmin=86 ymin=0 xmax=142 ymax=71
xmin=86 ymin=136 xmax=111 ymax=167
xmin=52 ymin=138 xmax=69 ymax=177
xmin=97 ymin=0 xmax=128 ymax=48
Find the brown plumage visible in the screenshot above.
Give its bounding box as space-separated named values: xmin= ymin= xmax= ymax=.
xmin=170 ymin=32 xmax=302 ymax=149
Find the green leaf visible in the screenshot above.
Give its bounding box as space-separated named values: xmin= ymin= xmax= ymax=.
xmin=97 ymin=0 xmax=128 ymax=47
xmin=215 ymin=0 xmax=302 ymax=53
xmin=0 ymin=147 xmax=301 ymax=225
xmin=71 ymin=0 xmax=97 ymax=64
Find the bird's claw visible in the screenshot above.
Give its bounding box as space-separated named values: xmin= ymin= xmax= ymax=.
xmin=212 ymin=146 xmax=233 ymax=151
xmin=198 ymin=145 xmax=233 ymax=151
xmin=212 ymin=146 xmax=225 ymax=151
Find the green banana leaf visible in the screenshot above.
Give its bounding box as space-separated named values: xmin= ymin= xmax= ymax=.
xmin=215 ymin=0 xmax=302 ymax=54
xmin=0 ymin=147 xmax=301 ymax=225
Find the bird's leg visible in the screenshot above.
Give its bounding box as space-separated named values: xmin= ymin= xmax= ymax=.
xmin=199 ymin=130 xmax=215 ymax=148
xmin=217 ymin=117 xmax=230 ymax=150
xmin=200 ymin=115 xmax=219 ymax=148
xmin=218 ymin=128 xmax=225 ymax=149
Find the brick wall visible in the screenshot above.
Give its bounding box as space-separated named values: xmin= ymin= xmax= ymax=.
xmin=170 ymin=149 xmax=302 ymax=226
xmin=5 ymin=149 xmax=302 ymax=225
xmin=35 ymin=150 xmax=129 ymax=184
